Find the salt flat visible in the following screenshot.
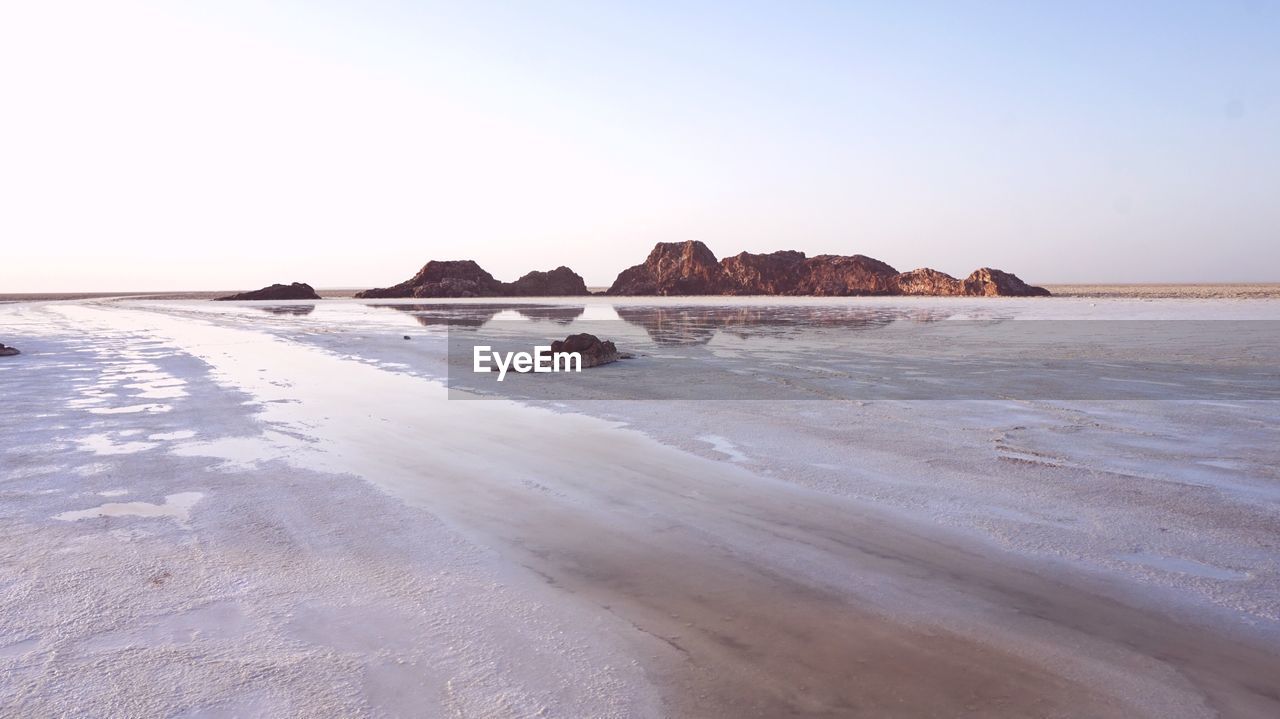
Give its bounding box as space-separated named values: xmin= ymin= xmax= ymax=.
xmin=1 ymin=296 xmax=1278 ymax=717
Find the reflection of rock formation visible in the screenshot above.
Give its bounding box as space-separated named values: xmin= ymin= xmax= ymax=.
xmin=372 ymin=303 xmax=506 ymax=327
xmin=216 ymin=282 xmax=321 ymax=301
xmin=513 ymin=306 xmax=585 ymax=324
xmin=357 ymin=261 xmax=589 ymax=298
xmin=608 ymin=241 xmax=1050 ymax=297
xmin=372 ymin=304 xmax=585 ymax=327
xmin=614 ymin=306 xmax=926 ymax=345
xmin=257 ymin=305 xmax=315 ymax=316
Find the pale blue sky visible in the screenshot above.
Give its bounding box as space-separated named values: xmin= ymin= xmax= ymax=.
xmin=1 ymin=0 xmax=1277 ymax=290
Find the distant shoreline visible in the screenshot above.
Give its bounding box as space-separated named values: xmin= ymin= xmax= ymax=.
xmin=3 ymin=284 xmax=1280 ymax=302
xmin=1041 ymin=284 xmax=1280 ymax=299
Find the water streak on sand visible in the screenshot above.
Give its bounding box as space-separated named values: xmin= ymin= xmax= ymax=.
xmin=54 ymin=491 xmax=204 ymax=526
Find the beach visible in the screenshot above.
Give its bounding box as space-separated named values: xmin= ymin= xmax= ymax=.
xmin=2 ymin=297 xmax=1278 ymax=717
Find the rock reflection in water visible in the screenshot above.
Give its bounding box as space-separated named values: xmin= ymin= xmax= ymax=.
xmin=613 ymin=306 xmax=954 ymax=345
xmin=257 ymin=305 xmax=315 ymax=316
xmin=371 ymin=302 xmax=958 ymax=344
xmin=371 ymin=304 xmax=586 ymax=328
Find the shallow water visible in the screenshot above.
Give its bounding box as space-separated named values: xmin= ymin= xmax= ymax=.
xmin=5 ymin=297 xmax=1280 ymax=717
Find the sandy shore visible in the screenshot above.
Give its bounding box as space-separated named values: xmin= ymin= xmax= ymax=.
xmin=2 ymin=297 xmax=1278 ymax=717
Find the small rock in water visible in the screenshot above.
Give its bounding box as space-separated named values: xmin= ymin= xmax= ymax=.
xmin=0 ymin=343 xmax=20 ymax=357
xmin=214 ymin=282 xmax=321 ymax=301
xmin=550 ymin=333 xmax=621 ymax=368
xmin=403 ymin=335 xmax=411 ymax=340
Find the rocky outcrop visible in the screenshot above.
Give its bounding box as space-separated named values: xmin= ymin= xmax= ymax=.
xmin=719 ymin=250 xmax=807 ymax=294
xmin=356 ymin=261 xmax=504 ymax=299
xmin=356 ymin=261 xmax=589 ymax=298
xmin=507 ymin=266 xmax=590 ymax=296
xmin=961 ymin=268 xmax=1052 ymax=297
xmin=0 ymin=342 xmax=19 ymax=357
xmin=216 ymin=282 xmax=321 ymax=301
xmin=550 ymin=333 xmax=620 ymax=368
xmin=891 ymin=268 xmax=965 ymax=296
xmin=360 ymin=244 xmax=1048 ymax=298
xmin=607 ymin=240 xmax=1048 ymax=297
xmin=608 ymin=241 xmax=728 ymax=295
xmin=792 ymin=254 xmax=900 ymax=296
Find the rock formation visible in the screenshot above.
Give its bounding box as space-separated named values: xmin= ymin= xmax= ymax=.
xmin=961 ymin=268 xmax=1052 ymax=297
xmin=550 ymin=333 xmax=620 ymax=368
xmin=719 ymin=250 xmax=807 ymax=294
xmin=607 ymin=240 xmax=1049 ymax=297
xmin=0 ymin=342 xmax=19 ymax=357
xmin=506 ymin=266 xmax=590 ymax=296
xmin=215 ymin=282 xmax=321 ymax=301
xmin=356 ymin=261 xmax=504 ymax=299
xmin=891 ymin=268 xmax=965 ymax=295
xmin=791 ymin=254 xmax=900 ymax=296
xmin=607 ymin=241 xmax=728 ymax=295
xmin=358 ymin=243 xmax=1048 ymax=298
xmin=356 ymin=262 xmax=589 ymax=298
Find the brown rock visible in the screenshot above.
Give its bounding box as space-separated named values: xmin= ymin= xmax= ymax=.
xmin=607 ymin=241 xmax=1049 ymax=297
xmin=962 ymin=268 xmax=1051 ymax=297
xmin=0 ymin=342 xmax=19 ymax=357
xmin=607 ymin=241 xmax=728 ymax=295
xmin=719 ymin=251 xmax=807 ymax=294
xmin=550 ymin=333 xmax=620 ymax=368
xmin=357 ymin=262 xmax=589 ymax=298
xmin=507 ymin=266 xmax=590 ymax=296
xmin=791 ymin=254 xmax=899 ymax=296
xmin=215 ymin=282 xmax=321 ymax=301
xmin=607 ymin=242 xmax=900 ymax=296
xmin=892 ymin=268 xmax=965 ymax=296
xmin=356 ymin=261 xmax=503 ymax=299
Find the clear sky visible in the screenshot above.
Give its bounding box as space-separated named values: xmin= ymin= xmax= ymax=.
xmin=2 ymin=0 xmax=1277 ymax=291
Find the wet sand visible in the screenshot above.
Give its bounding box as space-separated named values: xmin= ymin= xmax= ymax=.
xmin=486 ymin=476 xmax=1280 ymax=718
